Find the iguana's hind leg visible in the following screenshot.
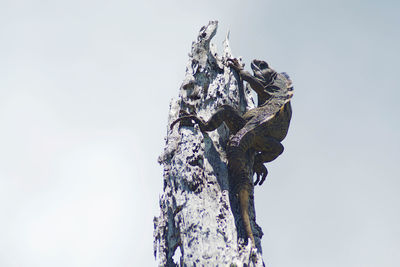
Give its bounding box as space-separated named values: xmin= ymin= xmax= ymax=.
xmin=171 ymin=104 xmax=246 ymax=134
xmin=253 ymin=136 xmax=284 ymax=185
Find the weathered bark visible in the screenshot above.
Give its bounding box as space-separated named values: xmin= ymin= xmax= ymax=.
xmin=154 ymin=21 xmax=264 ymax=266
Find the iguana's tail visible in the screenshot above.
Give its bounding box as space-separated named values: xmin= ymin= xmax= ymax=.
xmin=238 ymin=187 xmax=256 ymax=247
xmin=227 ymin=144 xmax=256 ymax=247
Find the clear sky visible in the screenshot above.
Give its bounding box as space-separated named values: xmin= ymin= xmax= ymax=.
xmin=1 ymin=0 xmax=399 ymax=266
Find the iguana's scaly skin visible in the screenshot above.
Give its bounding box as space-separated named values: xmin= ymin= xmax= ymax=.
xmin=171 ymin=58 xmax=293 ymax=247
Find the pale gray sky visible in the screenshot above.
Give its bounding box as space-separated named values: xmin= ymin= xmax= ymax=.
xmin=1 ymin=0 xmax=399 ymax=266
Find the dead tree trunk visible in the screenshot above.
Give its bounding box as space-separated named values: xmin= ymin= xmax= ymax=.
xmin=154 ymin=21 xmax=264 ymax=266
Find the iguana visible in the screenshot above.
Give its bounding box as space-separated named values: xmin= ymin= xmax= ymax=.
xmin=170 ymin=58 xmax=294 ymax=247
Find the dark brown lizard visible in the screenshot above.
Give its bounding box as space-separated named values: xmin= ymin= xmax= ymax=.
xmin=171 ymin=58 xmax=293 ymax=247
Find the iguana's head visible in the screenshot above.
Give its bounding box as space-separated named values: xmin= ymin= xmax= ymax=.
xmin=251 ymin=59 xmax=293 ymax=96
xmin=251 ymin=59 xmax=276 ymax=86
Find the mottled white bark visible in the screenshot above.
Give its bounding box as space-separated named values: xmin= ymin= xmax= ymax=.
xmin=154 ymin=21 xmax=263 ymax=266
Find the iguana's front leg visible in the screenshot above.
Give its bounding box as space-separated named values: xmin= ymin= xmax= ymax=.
xmin=170 ymin=105 xmax=247 ymax=134
xmin=228 ymin=58 xmax=266 ymax=96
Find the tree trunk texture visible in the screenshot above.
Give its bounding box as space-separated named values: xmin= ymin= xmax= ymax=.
xmin=154 ymin=21 xmax=264 ymax=267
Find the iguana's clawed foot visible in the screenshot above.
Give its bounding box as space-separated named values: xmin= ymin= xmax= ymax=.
xmin=227 ymin=58 xmax=244 ymax=72
xmin=253 ymin=161 xmax=268 ymax=186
